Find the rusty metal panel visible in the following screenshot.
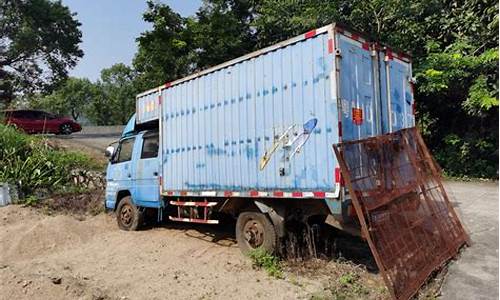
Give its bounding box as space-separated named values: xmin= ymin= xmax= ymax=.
xmin=333 ymin=127 xmax=469 ymax=300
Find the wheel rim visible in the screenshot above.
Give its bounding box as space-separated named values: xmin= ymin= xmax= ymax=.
xmin=120 ymin=204 xmax=133 ymax=226
xmin=243 ymin=218 xmax=265 ymax=248
xmin=62 ymin=124 xmax=71 ymax=134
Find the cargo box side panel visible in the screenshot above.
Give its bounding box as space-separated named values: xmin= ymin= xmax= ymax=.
xmin=136 ymin=92 xmax=159 ymax=124
xmin=161 ymin=32 xmax=338 ymax=192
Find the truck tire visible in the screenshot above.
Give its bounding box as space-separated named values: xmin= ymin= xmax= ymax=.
xmin=236 ymin=212 xmax=277 ymax=254
xmin=116 ymin=196 xmax=143 ymax=231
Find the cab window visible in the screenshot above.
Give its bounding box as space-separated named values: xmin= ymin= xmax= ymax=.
xmin=113 ymin=137 xmax=135 ymax=163
xmin=141 ymin=134 xmax=159 ymax=159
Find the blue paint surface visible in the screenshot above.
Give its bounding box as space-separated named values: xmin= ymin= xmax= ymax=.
xmin=161 ymin=32 xmax=338 ymax=191
xmin=131 ymin=26 xmax=414 ymax=193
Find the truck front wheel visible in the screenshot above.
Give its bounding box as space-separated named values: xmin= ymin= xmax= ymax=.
xmin=236 ymin=212 xmax=277 ymax=254
xmin=116 ymin=196 xmax=143 ymax=231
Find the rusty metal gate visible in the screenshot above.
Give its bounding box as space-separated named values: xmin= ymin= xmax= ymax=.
xmin=333 ymin=127 xmax=469 ymax=300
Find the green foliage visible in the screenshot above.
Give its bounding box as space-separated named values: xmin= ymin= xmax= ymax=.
xmin=463 ymin=75 xmax=499 ymax=115
xmin=133 ymin=1 xmax=193 ymax=89
xmin=87 ymin=64 xmax=138 ymax=125
xmin=188 ymin=0 xmax=255 ymax=70
xmin=252 ymin=0 xmax=341 ymax=47
xmin=333 ymin=272 xmax=369 ymax=299
xmin=0 ymin=124 xmax=96 ymax=199
xmin=33 ymin=63 xmax=138 ymax=125
xmin=23 ymin=195 xmax=38 ymax=206
xmin=248 ymin=247 xmax=284 ymax=279
xmin=0 ymin=0 xmax=83 ymax=104
xmin=33 ymin=77 xmax=97 ymax=121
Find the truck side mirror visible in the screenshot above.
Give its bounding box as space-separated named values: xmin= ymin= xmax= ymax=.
xmin=105 ymin=146 xmax=115 ymax=159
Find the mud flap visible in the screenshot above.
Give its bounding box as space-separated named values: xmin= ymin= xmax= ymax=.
xmin=254 ymin=201 xmax=286 ymax=238
xmin=333 ymin=127 xmax=469 ymax=300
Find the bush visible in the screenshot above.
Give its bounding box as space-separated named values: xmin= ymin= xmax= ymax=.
xmin=0 ymin=124 xmax=97 ymax=200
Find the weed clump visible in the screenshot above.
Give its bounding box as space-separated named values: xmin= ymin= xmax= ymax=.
xmin=0 ymin=124 xmax=98 ymax=203
xmin=248 ymin=247 xmax=284 ymax=279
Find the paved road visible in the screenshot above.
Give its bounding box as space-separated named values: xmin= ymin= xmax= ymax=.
xmin=48 ymin=126 xmax=123 ymax=157
xmin=441 ymin=181 xmax=498 ymax=300
xmin=54 ymin=132 xmax=121 ymax=152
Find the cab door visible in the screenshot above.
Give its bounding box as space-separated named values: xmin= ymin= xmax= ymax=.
xmin=105 ymin=136 xmax=135 ymax=209
xmin=132 ymin=132 xmax=160 ymax=207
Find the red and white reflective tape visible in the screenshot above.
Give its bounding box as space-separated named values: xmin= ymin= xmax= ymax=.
xmin=384 ymin=47 xmax=411 ymax=62
xmin=169 ymin=216 xmax=219 ymax=224
xmin=336 ymin=27 xmax=368 ymax=45
xmin=162 ymin=189 xmax=339 ymax=199
xmin=169 ymin=201 xmax=217 ymax=207
xmin=304 ymin=29 xmax=316 ymax=39
xmin=327 ymin=38 xmax=334 ymax=53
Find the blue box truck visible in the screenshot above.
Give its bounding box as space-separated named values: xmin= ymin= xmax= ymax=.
xmin=104 ymin=23 xmax=415 ymax=253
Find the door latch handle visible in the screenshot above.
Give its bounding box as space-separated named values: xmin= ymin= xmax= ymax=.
xmin=153 ymin=172 xmax=158 ymax=176
xmin=128 ymin=174 xmax=131 ymax=178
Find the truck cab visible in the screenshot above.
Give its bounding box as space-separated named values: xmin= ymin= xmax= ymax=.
xmin=105 ymin=126 xmax=161 ymax=229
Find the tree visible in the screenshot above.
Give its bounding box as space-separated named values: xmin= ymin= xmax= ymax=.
xmin=133 ymin=0 xmax=192 ymax=90
xmin=189 ymin=0 xmax=255 ymax=70
xmin=133 ymin=0 xmax=257 ymax=90
xmin=251 ymin=0 xmax=342 ymax=48
xmin=0 ymin=0 xmax=83 ymax=104
xmin=86 ymin=64 xmax=138 ymax=125
xmin=35 ymin=77 xmax=97 ymax=121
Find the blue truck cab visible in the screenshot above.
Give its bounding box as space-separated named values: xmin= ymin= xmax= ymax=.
xmin=105 ymin=116 xmax=161 ymax=214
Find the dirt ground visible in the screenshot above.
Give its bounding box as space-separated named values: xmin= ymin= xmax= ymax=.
xmin=0 ymin=181 xmax=498 ymax=300
xmin=0 ymin=202 xmax=388 ymax=300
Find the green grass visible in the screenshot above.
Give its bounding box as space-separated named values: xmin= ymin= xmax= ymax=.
xmin=0 ymin=124 xmax=98 ymax=203
xmin=332 ymin=272 xmax=370 ymax=299
xmin=248 ymin=247 xmax=284 ymax=279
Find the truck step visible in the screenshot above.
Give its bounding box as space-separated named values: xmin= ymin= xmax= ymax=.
xmin=169 ymin=216 xmax=219 ymax=224
xmin=169 ymin=201 xmax=217 ymax=207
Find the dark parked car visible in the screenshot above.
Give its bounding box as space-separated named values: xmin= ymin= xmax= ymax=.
xmin=1 ymin=109 xmax=82 ymax=135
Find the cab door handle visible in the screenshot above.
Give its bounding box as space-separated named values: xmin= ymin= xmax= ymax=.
xmin=153 ymin=172 xmax=158 ymax=176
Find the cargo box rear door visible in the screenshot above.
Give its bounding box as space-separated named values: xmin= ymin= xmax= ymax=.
xmin=378 ymin=50 xmax=415 ymax=133
xmin=336 ymin=30 xmax=379 ymax=141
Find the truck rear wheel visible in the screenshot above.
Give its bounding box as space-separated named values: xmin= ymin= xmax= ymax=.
xmin=116 ymin=196 xmax=143 ymax=231
xmin=236 ymin=212 xmax=277 ymax=254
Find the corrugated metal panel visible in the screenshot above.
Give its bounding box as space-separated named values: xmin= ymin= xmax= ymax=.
xmin=136 ymin=91 xmax=159 ymax=124
xmin=379 ymin=49 xmax=415 ymax=132
xmin=336 ymin=31 xmax=379 ymax=142
xmin=161 ymin=31 xmax=339 ymax=192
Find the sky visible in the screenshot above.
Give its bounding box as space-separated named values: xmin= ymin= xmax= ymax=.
xmin=61 ymin=0 xmax=202 ymax=81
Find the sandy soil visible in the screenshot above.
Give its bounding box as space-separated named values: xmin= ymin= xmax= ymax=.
xmin=4 ymin=181 xmax=492 ymax=300
xmin=0 ymin=205 xmax=330 ymax=300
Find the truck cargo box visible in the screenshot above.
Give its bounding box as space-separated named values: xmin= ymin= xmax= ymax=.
xmin=135 ymin=23 xmax=415 ymax=197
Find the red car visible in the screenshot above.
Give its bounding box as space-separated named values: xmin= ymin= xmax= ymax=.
xmin=2 ymin=109 xmax=82 ymax=135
